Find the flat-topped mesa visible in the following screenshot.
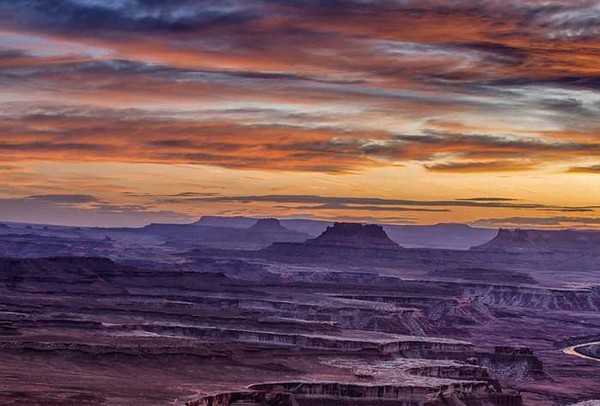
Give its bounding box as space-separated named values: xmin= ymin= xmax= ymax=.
xmin=247 ymin=218 xmax=289 ymax=233
xmin=306 ymin=222 xmax=400 ymax=250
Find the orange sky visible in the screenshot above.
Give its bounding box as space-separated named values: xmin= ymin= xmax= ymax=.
xmin=1 ymin=1 xmax=600 ymax=227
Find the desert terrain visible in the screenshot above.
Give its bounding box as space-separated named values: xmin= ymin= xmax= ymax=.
xmin=0 ymin=219 xmax=599 ymax=405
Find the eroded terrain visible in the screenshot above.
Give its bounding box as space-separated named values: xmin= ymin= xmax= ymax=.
xmin=0 ymin=220 xmax=599 ymax=405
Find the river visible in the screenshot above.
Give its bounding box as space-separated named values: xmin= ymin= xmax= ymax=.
xmin=563 ymin=341 xmax=600 ymax=362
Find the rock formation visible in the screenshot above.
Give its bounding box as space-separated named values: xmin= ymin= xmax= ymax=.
xmin=384 ymin=223 xmax=497 ymax=250
xmin=138 ymin=218 xmax=310 ymax=250
xmin=248 ymin=218 xmax=285 ymax=232
xmin=193 ymin=216 xmax=498 ymax=248
xmin=305 ymin=222 xmax=400 ymax=249
xmin=195 ymin=215 xmax=259 ymax=228
xmin=256 ymin=223 xmax=403 ymax=266
xmin=245 ymin=218 xmax=309 ymax=243
xmin=473 ymin=228 xmax=600 ymax=253
xmin=4 ymin=220 xmax=600 ymax=405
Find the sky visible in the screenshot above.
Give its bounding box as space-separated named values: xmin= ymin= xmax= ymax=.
xmin=1 ymin=0 xmax=600 ymax=227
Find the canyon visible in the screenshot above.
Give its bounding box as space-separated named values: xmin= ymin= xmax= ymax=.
xmin=0 ymin=220 xmax=598 ymax=405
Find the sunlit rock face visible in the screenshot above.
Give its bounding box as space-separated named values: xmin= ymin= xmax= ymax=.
xmin=305 ymin=223 xmax=401 ymax=250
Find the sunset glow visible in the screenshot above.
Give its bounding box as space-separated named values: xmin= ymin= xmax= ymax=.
xmin=2 ymin=0 xmax=600 ymax=227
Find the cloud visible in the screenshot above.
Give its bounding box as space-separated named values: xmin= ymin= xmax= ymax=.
xmin=162 ymin=192 xmax=220 ymax=198
xmin=567 ymin=164 xmax=600 ymax=173
xmin=472 ymin=216 xmax=600 ymax=229
xmin=2 ymin=104 xmax=600 ymax=173
xmin=273 ymin=203 xmax=449 ymax=213
xmin=0 ymin=1 xmax=260 ymax=36
xmin=165 ymin=193 xmax=595 ymax=212
xmin=2 ymin=1 xmax=600 ymax=176
xmin=2 ymin=1 xmax=600 ymax=226
xmin=315 ymin=215 xmax=417 ymax=225
xmin=456 ymin=197 xmax=519 ymax=202
xmin=26 ymin=194 xmax=99 ymax=204
xmin=0 ymin=195 xmax=192 ymax=227
xmin=0 ymin=105 xmax=386 ymax=172
xmin=425 ymin=160 xmax=538 ymax=173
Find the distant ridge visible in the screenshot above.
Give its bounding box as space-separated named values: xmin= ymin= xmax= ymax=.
xmin=195 ymin=216 xmax=258 ymax=229
xmin=247 ymin=218 xmax=291 ymax=233
xmin=195 ymin=216 xmax=329 ymax=236
xmin=139 ymin=217 xmax=310 ymax=250
xmin=472 ymin=228 xmax=600 ymax=252
xmin=383 ymin=223 xmax=496 ymax=250
xmin=192 ymin=216 xmax=495 ymax=249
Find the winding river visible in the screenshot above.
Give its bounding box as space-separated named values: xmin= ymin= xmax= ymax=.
xmin=563 ymin=341 xmax=600 ymax=362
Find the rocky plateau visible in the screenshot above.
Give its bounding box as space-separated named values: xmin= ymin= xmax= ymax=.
xmin=0 ymin=220 xmax=598 ymax=405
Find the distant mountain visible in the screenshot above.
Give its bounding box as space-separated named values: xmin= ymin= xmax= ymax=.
xmin=384 ymin=223 xmax=496 ymax=250
xmin=193 ymin=216 xmax=495 ymax=249
xmin=472 ymin=228 xmax=600 ymax=253
xmin=196 ymin=215 xmax=329 ymax=236
xmin=195 ymin=216 xmax=258 ymax=229
xmin=1 ymin=216 xmax=496 ymax=251
xmin=247 ymin=218 xmax=290 ymax=233
xmin=306 ymin=222 xmax=400 ymax=250
xmin=141 ymin=218 xmax=310 ymax=250
xmin=242 ymin=218 xmax=310 ymax=245
xmin=277 ymin=219 xmax=332 ymax=236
